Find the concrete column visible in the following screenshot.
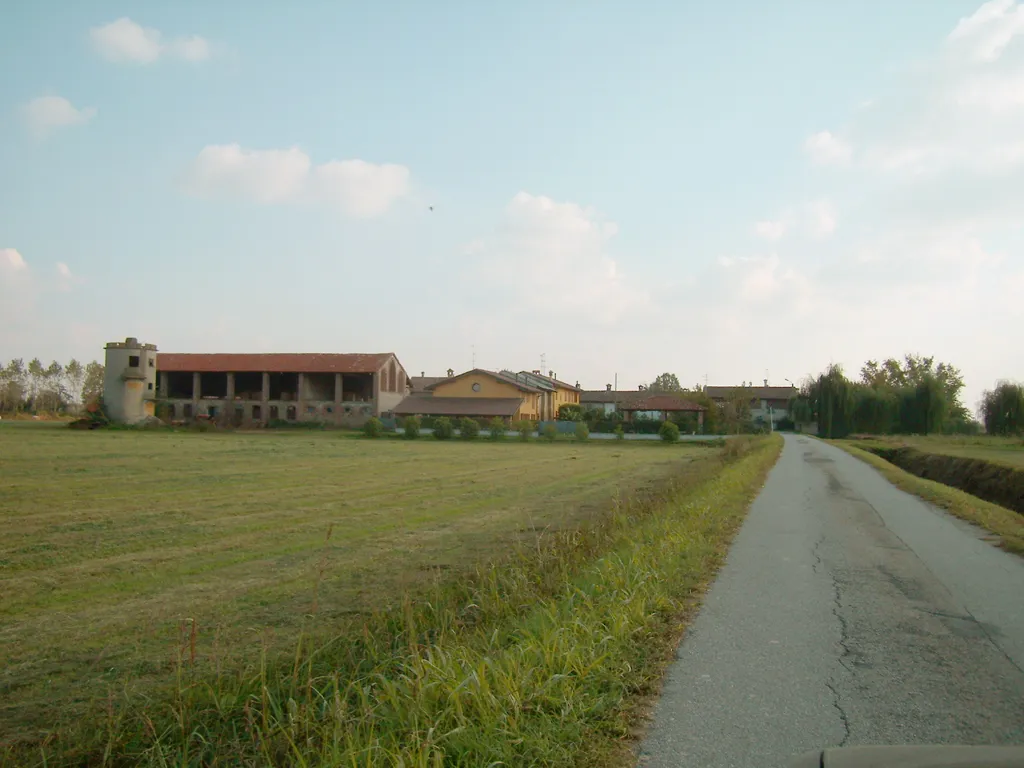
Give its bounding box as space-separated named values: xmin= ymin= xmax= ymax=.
xmin=297 ymin=373 xmax=305 ymax=419
xmin=698 ymin=411 xmax=705 ymax=432
xmin=159 ymin=372 xmax=168 ymax=398
xmin=226 ymin=373 xmax=235 ymax=401
xmin=192 ymin=372 xmax=201 ymax=405
xmin=372 ymin=369 xmax=381 ymax=416
xmin=262 ymin=372 xmax=270 ymax=402
xmin=334 ymin=373 xmax=343 ymax=404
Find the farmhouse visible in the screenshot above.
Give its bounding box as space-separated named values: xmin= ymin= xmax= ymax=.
xmin=394 ymin=368 xmax=574 ymax=422
xmin=705 ymin=383 xmax=796 ymax=426
xmin=151 ymin=348 xmax=409 ymax=427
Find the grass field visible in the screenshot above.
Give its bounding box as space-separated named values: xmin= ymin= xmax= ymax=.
xmin=0 ymin=422 xmax=724 ymax=755
xmin=850 ymin=434 xmax=1024 ymax=468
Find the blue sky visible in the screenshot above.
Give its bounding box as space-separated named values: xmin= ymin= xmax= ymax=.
xmin=2 ymin=1 xmax=1022 ymax=409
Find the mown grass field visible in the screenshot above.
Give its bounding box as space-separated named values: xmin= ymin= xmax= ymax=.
xmin=850 ymin=434 xmax=1024 ymax=468
xmin=0 ymin=423 xmax=708 ymax=749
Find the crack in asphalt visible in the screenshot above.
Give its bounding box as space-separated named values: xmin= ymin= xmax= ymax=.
xmin=813 ymin=532 xmax=852 ymax=747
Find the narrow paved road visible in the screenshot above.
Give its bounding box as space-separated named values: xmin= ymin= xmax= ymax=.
xmin=639 ymin=434 xmax=1024 ymax=768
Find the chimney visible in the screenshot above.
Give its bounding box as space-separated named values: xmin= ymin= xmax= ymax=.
xmin=606 ymin=383 xmax=612 ymax=391
xmin=447 ymin=368 xmax=454 ymax=377
xmin=763 ymin=378 xmax=768 ymax=387
xmin=420 ymin=371 xmax=425 ymax=377
xmin=638 ymin=384 xmax=646 ymax=392
xmin=532 ymin=369 xmax=540 ymax=375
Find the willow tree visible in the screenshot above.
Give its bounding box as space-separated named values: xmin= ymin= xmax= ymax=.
xmin=897 ymin=375 xmax=948 ymax=435
xmin=815 ymin=364 xmax=855 ymax=438
xmin=981 ymin=382 xmax=1024 ymax=435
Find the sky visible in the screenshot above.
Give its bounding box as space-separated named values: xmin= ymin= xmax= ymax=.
xmin=2 ymin=1 xmax=1023 ymax=412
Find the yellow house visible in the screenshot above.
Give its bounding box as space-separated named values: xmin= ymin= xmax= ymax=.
xmin=392 ymin=369 xmax=544 ymax=422
xmin=500 ymin=371 xmax=582 ymax=421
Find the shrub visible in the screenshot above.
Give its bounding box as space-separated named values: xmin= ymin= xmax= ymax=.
xmin=557 ymin=404 xmax=584 ymax=421
xmin=402 ymin=415 xmax=421 ymax=439
xmin=614 ymin=424 xmax=625 ymax=441
xmin=659 ymin=420 xmax=680 ymax=443
xmin=723 ymin=435 xmax=753 ymax=461
xmin=432 ymin=416 xmax=454 ymax=440
xmin=515 ymin=420 xmax=533 ymax=441
xmin=542 ymin=423 xmax=558 ymax=442
xmin=574 ymin=422 xmax=590 ymax=441
xmin=459 ymin=417 xmax=480 ymax=440
xmin=488 ymin=417 xmax=506 ymax=440
xmin=363 ymin=417 xmax=384 ymax=438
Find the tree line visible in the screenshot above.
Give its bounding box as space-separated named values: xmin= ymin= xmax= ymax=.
xmin=0 ymin=358 xmax=105 ymax=414
xmin=790 ymin=354 xmax=1024 ymax=438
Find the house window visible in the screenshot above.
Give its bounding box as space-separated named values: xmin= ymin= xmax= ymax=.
xmin=306 ymin=405 xmax=315 ymax=414
xmin=472 ymin=382 xmax=481 ymax=392
xmin=128 ymin=355 xmax=140 ymax=367
xmin=325 ymin=406 xmax=333 ymax=413
xmin=208 ymin=406 xmax=219 ymax=418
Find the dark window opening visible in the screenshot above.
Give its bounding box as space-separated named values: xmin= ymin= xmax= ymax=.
xmin=207 ymin=406 xmax=219 ymax=418
xmin=252 ymin=405 xmax=262 ymax=420
xmin=234 ymin=371 xmax=263 ymax=400
xmin=341 ymin=372 xmax=373 ymax=402
xmin=325 ymin=406 xmax=333 ymax=414
xmin=233 ymin=406 xmax=244 ymax=427
xmin=305 ymin=373 xmax=334 ymax=401
xmin=199 ymin=372 xmax=228 ymax=399
xmin=148 ymin=358 xmax=154 ymax=368
xmin=183 ymin=403 xmax=193 ymax=419
xmin=167 ymin=404 xmax=176 ymax=419
xmin=269 ymin=372 xmax=298 ymax=401
xmin=389 ymin=360 xmax=397 ymax=393
xmin=147 ymin=382 xmax=153 ymax=390
xmin=166 ymin=372 xmax=194 ymax=398
xmin=306 ymin=405 xmax=315 ymax=414
xmin=286 ymin=405 xmax=297 ymax=421
xmin=128 ymin=355 xmax=140 ymax=368
xmin=269 ymin=405 xmax=279 ymax=420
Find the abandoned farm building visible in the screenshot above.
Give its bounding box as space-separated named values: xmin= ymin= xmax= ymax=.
xmin=156 ymin=352 xmax=409 ymax=426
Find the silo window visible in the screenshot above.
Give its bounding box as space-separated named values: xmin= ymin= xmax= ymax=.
xmin=148 ymin=359 xmax=154 ymax=368
xmin=128 ymin=355 xmax=140 ymax=367
xmin=147 ymin=382 xmax=153 ymax=390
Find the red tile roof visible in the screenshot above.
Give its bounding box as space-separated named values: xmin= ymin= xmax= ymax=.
xmin=621 ymin=395 xmax=706 ymax=412
xmin=156 ymin=353 xmax=394 ymax=374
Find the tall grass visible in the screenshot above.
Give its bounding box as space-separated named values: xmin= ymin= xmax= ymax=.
xmin=11 ymin=437 xmax=782 ymax=768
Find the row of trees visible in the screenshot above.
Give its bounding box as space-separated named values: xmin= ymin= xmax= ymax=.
xmin=0 ymin=358 xmax=104 ymax=415
xmin=790 ymin=354 xmax=991 ymax=438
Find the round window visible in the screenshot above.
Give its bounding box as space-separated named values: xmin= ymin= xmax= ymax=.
xmin=472 ymin=382 xmax=481 ymax=392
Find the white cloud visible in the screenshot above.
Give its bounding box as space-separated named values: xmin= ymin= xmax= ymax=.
xmin=467 ymin=192 xmax=645 ymax=325
xmin=313 ymin=160 xmax=411 ymax=218
xmin=2 ymin=248 xmax=27 ymax=271
xmin=56 ymin=262 xmax=71 ymax=278
xmin=948 ymin=0 xmax=1024 ymax=61
xmin=184 ymin=144 xmax=411 ymax=217
xmin=754 ymin=220 xmax=787 ymax=240
xmin=20 ymin=96 xmax=96 ymax=138
xmin=754 ymin=201 xmax=836 ymax=240
xmin=90 ymin=18 xmax=211 ymax=63
xmin=804 ymin=130 xmax=852 ymax=166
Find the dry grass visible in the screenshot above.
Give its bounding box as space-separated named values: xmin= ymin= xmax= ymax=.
xmin=0 ymin=422 xmax=701 ymax=748
xmin=850 ymin=434 xmax=1024 ymax=468
xmin=834 ymin=441 xmax=1024 ymax=556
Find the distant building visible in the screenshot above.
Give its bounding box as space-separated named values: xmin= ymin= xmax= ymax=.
xmin=581 ymin=384 xmax=641 ymax=415
xmin=155 ymin=351 xmax=409 ymax=427
xmin=103 ymin=337 xmax=158 ymax=423
xmin=619 ymin=394 xmax=706 ymax=428
xmin=394 ymin=368 xmax=547 ymax=422
xmin=499 ymin=370 xmax=581 ymax=420
xmin=705 ymin=383 xmax=797 ymax=427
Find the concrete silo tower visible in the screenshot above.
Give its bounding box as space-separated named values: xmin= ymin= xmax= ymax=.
xmin=103 ymin=337 xmax=158 ymax=423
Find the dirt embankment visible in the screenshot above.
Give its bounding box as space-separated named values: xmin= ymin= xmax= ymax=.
xmin=869 ymin=447 xmax=1024 ymax=516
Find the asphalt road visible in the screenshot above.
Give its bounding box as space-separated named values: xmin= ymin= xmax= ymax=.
xmin=639 ymin=433 xmax=1024 ymax=768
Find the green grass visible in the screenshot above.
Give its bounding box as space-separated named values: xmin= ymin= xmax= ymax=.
xmin=0 ymin=422 xmax=781 ymax=765
xmin=849 ymin=434 xmax=1024 ymax=468
xmin=833 ymin=441 xmax=1024 ymax=556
